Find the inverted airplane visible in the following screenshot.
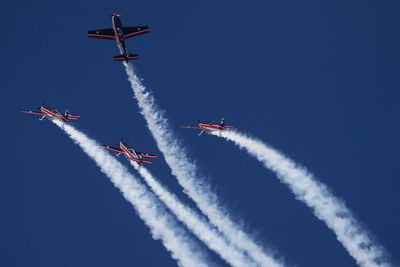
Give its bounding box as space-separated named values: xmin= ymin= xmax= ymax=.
xmin=180 ymin=118 xmax=236 ymax=136
xmin=21 ymin=104 xmax=80 ymax=122
xmin=101 ymin=138 xmax=157 ymax=165
xmin=88 ymin=13 xmax=149 ymax=62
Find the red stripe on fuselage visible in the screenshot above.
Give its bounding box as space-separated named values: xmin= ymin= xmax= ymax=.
xmin=112 ymin=16 xmax=124 ymax=55
xmin=41 ymin=107 xmax=67 ymax=122
xmin=199 ymin=123 xmax=223 ymax=130
xmin=120 ymin=142 xmax=137 ymax=160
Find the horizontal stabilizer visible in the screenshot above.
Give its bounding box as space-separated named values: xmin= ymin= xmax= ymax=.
xmin=128 ymin=158 xmax=152 ymax=165
xmin=113 ymin=54 xmax=139 ymax=62
xmin=138 ymin=152 xmax=158 ymax=159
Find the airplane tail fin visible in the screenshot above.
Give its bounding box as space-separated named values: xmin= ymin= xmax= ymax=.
xmin=113 ymin=54 xmax=139 ymax=62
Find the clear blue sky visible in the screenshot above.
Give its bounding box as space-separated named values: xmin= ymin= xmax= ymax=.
xmin=1 ymin=1 xmax=399 ymax=266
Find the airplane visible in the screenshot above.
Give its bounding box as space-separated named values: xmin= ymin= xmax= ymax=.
xmin=101 ymin=138 xmax=157 ymax=165
xmin=87 ymin=13 xmax=150 ymax=62
xmin=180 ymin=118 xmax=236 ymax=136
xmin=21 ymin=104 xmax=80 ymax=122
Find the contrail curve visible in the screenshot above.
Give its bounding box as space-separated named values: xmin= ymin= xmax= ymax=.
xmin=123 ymin=63 xmax=284 ymax=267
xmin=212 ymin=130 xmax=392 ymax=267
xmin=52 ymin=119 xmax=213 ymax=267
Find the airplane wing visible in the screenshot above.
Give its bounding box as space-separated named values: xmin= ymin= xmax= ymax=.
xmin=123 ymin=26 xmax=150 ymax=39
xmin=137 ymin=152 xmax=158 ymax=159
xmin=180 ymin=126 xmax=202 ymax=129
xmin=68 ymin=115 xmax=81 ymax=120
xmin=88 ymin=29 xmax=115 ymax=40
xmin=21 ymin=110 xmax=48 ymax=116
xmin=101 ymin=145 xmax=126 ymax=155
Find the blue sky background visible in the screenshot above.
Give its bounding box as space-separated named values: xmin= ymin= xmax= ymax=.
xmin=1 ymin=1 xmax=399 ymax=266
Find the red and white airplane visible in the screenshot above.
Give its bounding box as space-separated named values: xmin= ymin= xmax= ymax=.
xmin=180 ymin=118 xmax=236 ymax=136
xmin=21 ymin=104 xmax=80 ymax=122
xmin=88 ymin=13 xmax=150 ymax=62
xmin=101 ymin=138 xmax=157 ymax=165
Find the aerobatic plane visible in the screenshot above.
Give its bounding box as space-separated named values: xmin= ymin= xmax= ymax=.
xmin=101 ymin=138 xmax=157 ymax=165
xmin=180 ymin=118 xmax=236 ymax=136
xmin=87 ymin=13 xmax=149 ymax=62
xmin=21 ymin=104 xmax=80 ymax=122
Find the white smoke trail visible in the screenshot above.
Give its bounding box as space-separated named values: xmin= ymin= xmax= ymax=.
xmin=52 ymin=120 xmax=212 ymax=267
xmin=212 ymin=130 xmax=391 ymax=267
xmin=131 ymin=162 xmax=255 ymax=267
xmin=124 ymin=63 xmax=283 ymax=267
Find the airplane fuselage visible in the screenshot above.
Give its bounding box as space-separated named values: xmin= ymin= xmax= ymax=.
xmin=199 ymin=123 xmax=224 ymax=131
xmin=112 ymin=15 xmax=126 ymax=55
xmin=101 ymin=140 xmax=155 ymax=166
xmin=88 ymin=14 xmax=149 ymax=62
xmin=119 ymin=141 xmax=139 ymax=160
xmin=40 ymin=107 xmax=67 ymax=122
